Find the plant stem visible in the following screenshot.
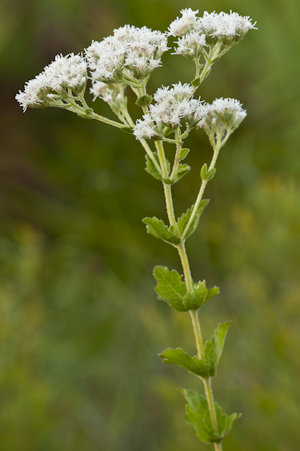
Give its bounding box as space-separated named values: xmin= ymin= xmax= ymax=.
xmin=181 ymin=145 xmax=220 ymax=241
xmin=157 ymin=138 xmax=223 ymax=451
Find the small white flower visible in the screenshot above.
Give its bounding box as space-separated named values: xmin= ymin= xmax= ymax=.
xmin=86 ymin=25 xmax=169 ymax=84
xmin=171 ymin=10 xmax=256 ymax=60
xmin=168 ymin=8 xmax=199 ymax=37
xmin=198 ymin=97 xmax=247 ymax=145
xmin=133 ymin=115 xmax=157 ymax=140
xmin=196 ymin=11 xmax=256 ymax=40
xmin=209 ymin=97 xmax=247 ymax=119
xmin=173 ymin=31 xmax=207 ymax=59
xmin=139 ymin=83 xmax=205 ymax=133
xmin=16 ymin=53 xmax=87 ymax=111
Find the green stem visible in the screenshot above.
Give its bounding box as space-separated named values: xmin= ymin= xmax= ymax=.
xmin=170 ymin=130 xmax=182 ymax=181
xmin=65 ymin=99 xmax=128 ymax=130
xmin=155 ymin=140 xmax=180 ymax=234
xmin=177 ymin=242 xmax=193 ymax=292
xmin=190 ymin=312 xmax=220 ymax=444
xmin=181 ymin=145 xmax=221 ymax=241
xmin=157 ymin=138 xmax=223 ymax=451
xmin=190 ymin=309 xmax=222 ymax=451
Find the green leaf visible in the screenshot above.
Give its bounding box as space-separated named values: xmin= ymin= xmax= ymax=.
xmin=136 ymin=94 xmax=152 ymax=107
xmin=121 ymin=126 xmax=134 ymax=134
xmin=192 ymin=77 xmax=201 ymax=87
xmin=179 ymin=147 xmax=190 ymax=160
xmin=172 ymin=163 xmax=191 ymax=183
xmin=160 ymin=348 xmax=211 ymax=377
xmin=77 ymin=112 xmax=93 ymax=119
xmin=180 ymin=389 xmax=241 ymax=444
xmin=183 ymin=280 xmax=219 ymax=310
xmin=200 ymin=163 xmax=208 ymax=180
xmin=206 ymin=286 xmax=220 ymax=302
xmin=204 ymin=322 xmax=231 ymax=376
xmin=177 ymin=200 xmax=209 ymax=239
xmin=145 ymin=153 xmax=162 ymax=180
xmin=179 ymin=389 xmax=214 ymax=444
xmin=153 ymin=266 xmax=188 ymax=312
xmin=206 ymin=168 xmax=216 ymax=181
xmin=142 ymin=217 xmax=181 ymax=245
xmin=215 ymin=403 xmax=241 ymax=441
xmin=201 ymin=164 xmax=216 ymax=181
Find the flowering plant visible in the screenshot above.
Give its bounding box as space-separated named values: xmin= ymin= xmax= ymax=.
xmin=16 ymin=9 xmax=256 ymax=450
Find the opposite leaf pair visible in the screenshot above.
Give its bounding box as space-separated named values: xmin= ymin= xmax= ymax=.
xmin=153 ymin=265 xmax=219 ymax=312
xmin=143 ymin=200 xmax=208 ymax=247
xmin=160 ymin=321 xmax=231 ymax=378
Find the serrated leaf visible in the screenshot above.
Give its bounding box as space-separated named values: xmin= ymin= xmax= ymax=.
xmin=215 ymin=403 xmax=241 ymax=441
xmin=136 ymin=94 xmax=152 ymax=107
xmin=145 ymin=153 xmax=162 ymax=180
xmin=204 ymin=322 xmax=231 ymax=376
xmin=177 ymin=200 xmax=209 ymax=239
xmin=172 ymin=163 xmax=191 ymax=183
xmin=179 ymin=147 xmax=190 ymax=160
xmin=160 ymin=348 xmax=211 ymax=377
xmin=180 ymin=389 xmax=241 ymax=444
xmin=153 ymin=266 xmax=188 ymax=312
xmin=142 ymin=217 xmax=181 ymax=245
xmin=183 ymin=280 xmax=218 ymax=310
xmin=179 ymin=389 xmax=214 ymax=444
xmin=206 ymin=286 xmax=220 ymax=302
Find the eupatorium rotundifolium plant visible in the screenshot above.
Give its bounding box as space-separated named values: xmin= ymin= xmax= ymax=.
xmin=16 ymin=8 xmax=256 ymax=450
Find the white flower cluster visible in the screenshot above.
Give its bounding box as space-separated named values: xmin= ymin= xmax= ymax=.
xmin=198 ymin=98 xmax=247 ymax=144
xmin=15 ymin=54 xmax=87 ymax=112
xmin=85 ymin=25 xmax=169 ymax=85
xmin=169 ymin=9 xmax=256 ymax=59
xmin=133 ymin=83 xmax=207 ymax=140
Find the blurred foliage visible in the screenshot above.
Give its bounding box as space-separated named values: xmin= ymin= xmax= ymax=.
xmin=1 ymin=0 xmax=300 ymax=450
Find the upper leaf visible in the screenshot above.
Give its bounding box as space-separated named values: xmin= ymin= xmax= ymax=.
xmin=160 ymin=347 xmax=211 ymax=378
xmin=143 ymin=217 xmax=181 ymax=245
xmin=191 ymin=77 xmax=201 ymax=87
xmin=153 ymin=266 xmax=189 ymax=312
xmin=183 ymin=280 xmax=219 ymax=310
xmin=145 ymin=153 xmax=162 ymax=180
xmin=136 ymin=94 xmax=152 ymax=107
xmin=179 ymin=147 xmax=190 ymax=161
xmin=204 ymin=322 xmax=231 ymax=376
xmin=171 ymin=163 xmax=191 ymax=184
xmin=177 ymin=200 xmax=209 ymax=240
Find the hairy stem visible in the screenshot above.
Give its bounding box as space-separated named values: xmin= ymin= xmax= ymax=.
xmin=157 ymin=138 xmax=223 ymax=450
xmin=181 ymin=145 xmax=220 ymax=241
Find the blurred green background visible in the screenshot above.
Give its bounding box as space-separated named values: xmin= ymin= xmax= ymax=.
xmin=1 ymin=0 xmax=300 ymax=449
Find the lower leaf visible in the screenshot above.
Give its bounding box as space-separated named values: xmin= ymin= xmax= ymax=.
xmin=180 ymin=389 xmax=241 ymax=444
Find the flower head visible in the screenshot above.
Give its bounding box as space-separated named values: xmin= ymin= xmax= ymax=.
xmin=170 ymin=10 xmax=256 ymax=61
xmin=198 ymin=97 xmax=247 ymax=147
xmin=133 ymin=83 xmax=207 ymax=140
xmin=168 ymin=8 xmax=199 ymax=37
xmin=86 ymin=25 xmax=169 ymax=86
xmin=195 ymin=11 xmax=257 ymax=44
xmin=15 ymin=53 xmax=87 ymax=111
